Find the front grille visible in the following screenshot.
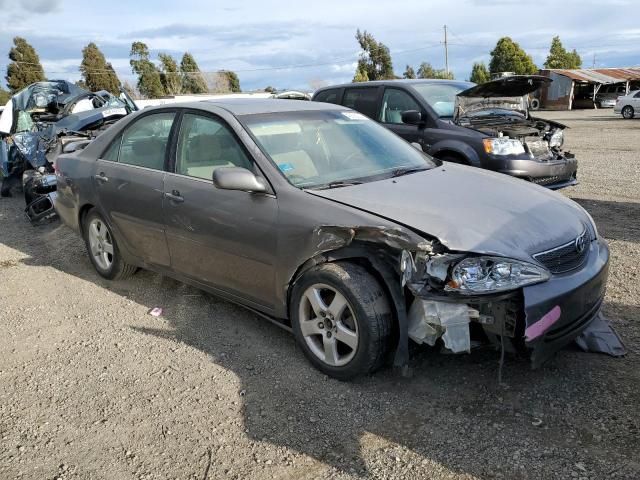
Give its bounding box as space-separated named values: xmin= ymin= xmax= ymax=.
xmin=533 ymin=231 xmax=589 ymax=274
xmin=531 ymin=175 xmax=561 ymax=185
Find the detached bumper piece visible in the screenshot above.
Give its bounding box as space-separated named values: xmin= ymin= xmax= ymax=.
xmin=23 ymin=172 xmax=58 ymax=224
xmin=575 ymin=313 xmax=626 ymax=357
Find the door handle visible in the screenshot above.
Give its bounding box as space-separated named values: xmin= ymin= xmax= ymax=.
xmin=94 ymin=172 xmax=109 ymax=183
xmin=164 ymin=190 xmax=184 ymax=203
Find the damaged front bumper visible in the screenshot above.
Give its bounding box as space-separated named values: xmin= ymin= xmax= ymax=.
xmin=495 ymin=154 xmax=578 ymax=190
xmin=406 ymin=236 xmax=619 ymax=367
xmin=523 ymin=236 xmax=609 ymax=367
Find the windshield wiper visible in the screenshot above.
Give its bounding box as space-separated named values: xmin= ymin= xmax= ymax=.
xmin=310 ymin=180 xmax=364 ymax=190
xmin=389 ymin=166 xmax=429 ymax=178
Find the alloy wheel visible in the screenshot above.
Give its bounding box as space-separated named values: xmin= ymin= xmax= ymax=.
xmin=298 ymin=283 xmax=359 ymax=367
xmin=88 ymin=217 xmax=114 ymax=271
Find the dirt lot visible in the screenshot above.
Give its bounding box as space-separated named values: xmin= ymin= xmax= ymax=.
xmin=1 ymin=109 xmax=638 ymax=480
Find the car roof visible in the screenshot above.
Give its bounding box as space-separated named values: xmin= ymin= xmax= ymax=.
xmin=314 ymin=79 xmax=473 ymax=92
xmin=142 ymin=98 xmax=348 ymax=116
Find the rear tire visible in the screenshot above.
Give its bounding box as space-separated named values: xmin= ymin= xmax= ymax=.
xmin=290 ymin=262 xmax=392 ymax=380
xmin=622 ymin=106 xmax=634 ymax=119
xmin=83 ymin=209 xmax=137 ymax=280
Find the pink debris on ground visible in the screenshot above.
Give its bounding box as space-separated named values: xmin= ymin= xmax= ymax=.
xmin=525 ymin=305 xmax=562 ymax=341
xmin=149 ymin=307 xmax=163 ymax=317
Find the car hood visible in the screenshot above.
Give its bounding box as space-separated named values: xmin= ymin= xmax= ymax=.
xmin=454 ymin=75 xmax=551 ymax=121
xmin=308 ymin=164 xmax=588 ymax=261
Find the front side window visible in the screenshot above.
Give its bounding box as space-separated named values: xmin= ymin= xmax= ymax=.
xmin=380 ymin=89 xmax=421 ymax=124
xmin=342 ymin=88 xmax=379 ymax=118
xmin=118 ymin=112 xmax=175 ymax=170
xmin=176 ymin=114 xmax=252 ymax=180
xmin=244 ymin=110 xmax=435 ymax=188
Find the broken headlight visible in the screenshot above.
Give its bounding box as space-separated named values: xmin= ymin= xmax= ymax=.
xmin=482 ymin=137 xmax=525 ymax=156
xmin=445 ymin=256 xmax=550 ymax=294
xmin=548 ymin=129 xmax=564 ymax=148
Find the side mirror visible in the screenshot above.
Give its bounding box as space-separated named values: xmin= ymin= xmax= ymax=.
xmin=401 ymin=110 xmax=423 ymax=125
xmin=212 ymin=167 xmax=267 ymax=193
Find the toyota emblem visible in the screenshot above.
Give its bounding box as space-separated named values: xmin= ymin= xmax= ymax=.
xmin=575 ymin=233 xmax=587 ymax=253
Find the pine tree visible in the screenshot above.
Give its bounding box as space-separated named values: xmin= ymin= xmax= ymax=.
xmin=80 ymin=42 xmax=120 ymax=94
xmin=353 ymin=30 xmax=394 ymax=81
xmin=224 ymin=71 xmax=241 ymax=92
xmin=403 ymin=65 xmax=416 ymax=79
xmin=129 ymin=42 xmax=165 ymax=98
xmin=544 ymin=36 xmax=582 ymax=69
xmin=0 ymin=87 xmax=11 ymax=105
xmin=469 ymin=62 xmax=490 ymax=84
xmin=6 ymin=37 xmax=46 ymax=93
xmin=489 ymin=37 xmax=538 ymax=75
xmin=180 ymin=53 xmax=208 ymax=94
xmin=158 ymin=53 xmax=181 ymax=95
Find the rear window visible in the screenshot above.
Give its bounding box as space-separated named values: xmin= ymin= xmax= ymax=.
xmin=314 ymin=89 xmax=341 ymax=104
xmin=342 ymin=88 xmax=379 ymax=119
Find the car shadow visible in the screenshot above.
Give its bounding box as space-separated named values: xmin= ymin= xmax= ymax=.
xmin=572 ymin=197 xmax=640 ymax=244
xmin=2 ymin=196 xmax=638 ymax=478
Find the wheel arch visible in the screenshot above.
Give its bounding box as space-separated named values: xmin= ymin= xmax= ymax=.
xmin=430 ymin=140 xmax=480 ymax=167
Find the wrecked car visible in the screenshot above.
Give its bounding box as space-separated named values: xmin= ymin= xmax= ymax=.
xmin=0 ymin=80 xmax=137 ymax=222
xmin=54 ymin=99 xmax=621 ymax=380
xmin=313 ymin=76 xmax=578 ymax=190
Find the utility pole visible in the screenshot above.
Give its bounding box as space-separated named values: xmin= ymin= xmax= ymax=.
xmin=444 ymin=25 xmax=449 ymax=76
xmin=592 ymin=53 xmax=596 ymax=69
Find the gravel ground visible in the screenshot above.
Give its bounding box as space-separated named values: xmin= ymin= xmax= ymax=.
xmin=1 ymin=109 xmax=638 ymax=480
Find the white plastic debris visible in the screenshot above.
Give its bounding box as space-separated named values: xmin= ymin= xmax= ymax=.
xmin=407 ymin=299 xmax=471 ymax=353
xmin=149 ymin=307 xmax=163 ymax=317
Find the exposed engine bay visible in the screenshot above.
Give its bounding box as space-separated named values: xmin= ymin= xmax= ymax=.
xmin=454 ymin=76 xmax=575 ymax=164
xmin=0 ymin=80 xmax=137 ymax=222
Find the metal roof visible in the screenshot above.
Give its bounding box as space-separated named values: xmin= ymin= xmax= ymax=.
xmin=542 ymin=68 xmax=640 ymax=84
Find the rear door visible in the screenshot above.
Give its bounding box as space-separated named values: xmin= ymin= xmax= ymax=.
xmin=378 ymin=87 xmax=425 ymax=146
xmin=94 ymin=110 xmax=176 ymax=266
xmin=163 ymin=111 xmax=278 ymax=309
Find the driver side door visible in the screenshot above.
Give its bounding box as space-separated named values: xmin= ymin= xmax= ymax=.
xmin=163 ymin=111 xmax=278 ymax=310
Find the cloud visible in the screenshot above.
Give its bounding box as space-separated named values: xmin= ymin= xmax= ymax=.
xmin=13 ymin=0 xmax=62 ymax=14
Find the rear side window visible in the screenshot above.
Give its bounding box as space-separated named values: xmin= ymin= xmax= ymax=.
xmin=635 ymin=92 xmax=640 ymax=98
xmin=342 ymin=88 xmax=379 ymax=119
xmin=117 ymin=112 xmax=175 ymax=170
xmin=314 ymin=89 xmax=341 ymax=104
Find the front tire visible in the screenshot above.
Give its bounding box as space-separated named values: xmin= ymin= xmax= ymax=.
xmin=83 ymin=209 xmax=136 ymax=280
xmin=290 ymin=262 xmax=392 ymax=380
xmin=622 ymin=106 xmax=634 ymax=119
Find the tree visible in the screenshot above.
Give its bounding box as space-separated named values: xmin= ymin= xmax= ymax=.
xmin=224 ymin=71 xmax=241 ymax=92
xmin=544 ymin=36 xmax=582 ymax=69
xmin=158 ymin=53 xmax=181 ymax=95
xmin=353 ymin=29 xmax=394 ymax=81
xmin=264 ymin=86 xmax=276 ymax=93
xmin=469 ymin=62 xmax=490 ymax=84
xmin=80 ymin=42 xmax=120 ymax=94
xmin=352 ymin=63 xmax=369 ymax=83
xmin=0 ymin=87 xmax=10 ymax=105
xmin=489 ymin=37 xmax=538 ymax=75
xmin=180 ymin=53 xmax=208 ymax=94
xmin=417 ymin=62 xmax=454 ymax=80
xmin=129 ymin=42 xmax=165 ymax=98
xmin=403 ymin=65 xmax=416 ymax=79
xmin=6 ymin=37 xmax=46 ymax=93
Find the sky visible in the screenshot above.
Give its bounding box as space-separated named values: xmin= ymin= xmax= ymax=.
xmin=0 ymin=0 xmax=639 ymax=93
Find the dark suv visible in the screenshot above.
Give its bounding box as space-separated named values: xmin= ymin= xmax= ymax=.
xmin=312 ymin=77 xmax=578 ymax=189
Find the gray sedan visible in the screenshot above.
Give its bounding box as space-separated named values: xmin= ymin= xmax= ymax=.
xmin=55 ymin=99 xmax=611 ymax=379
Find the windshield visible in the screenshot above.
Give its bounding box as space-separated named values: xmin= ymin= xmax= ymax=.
xmin=411 ymin=82 xmax=472 ymax=118
xmin=243 ymin=110 xmax=435 ymax=188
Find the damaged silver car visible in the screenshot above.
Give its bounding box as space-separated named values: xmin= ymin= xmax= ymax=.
xmin=54 ymin=100 xmax=622 ymax=380
xmin=0 ymin=80 xmax=137 ymax=222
